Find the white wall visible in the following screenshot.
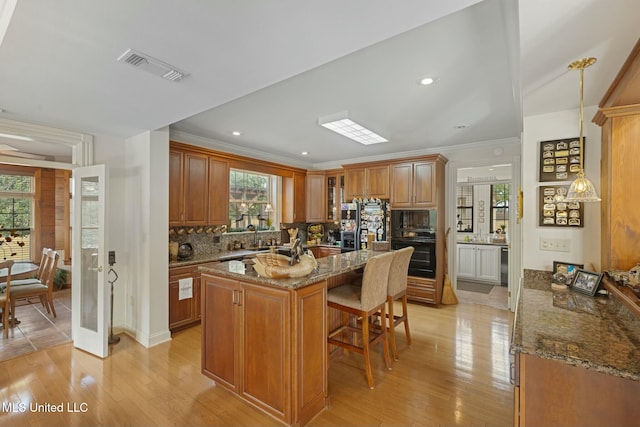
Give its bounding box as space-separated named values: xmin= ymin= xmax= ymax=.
xmin=522 ymin=106 xmax=601 ymax=272
xmin=122 ymin=128 xmax=170 ymax=347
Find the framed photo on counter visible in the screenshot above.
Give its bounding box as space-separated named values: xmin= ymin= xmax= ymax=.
xmin=570 ymin=269 xmax=603 ymax=296
xmin=552 ymin=261 xmax=583 ymax=285
xmin=539 ymin=137 xmax=584 ymax=182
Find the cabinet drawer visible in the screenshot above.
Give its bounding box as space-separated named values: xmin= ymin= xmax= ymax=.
xmin=407 ymin=286 xmax=436 ymax=303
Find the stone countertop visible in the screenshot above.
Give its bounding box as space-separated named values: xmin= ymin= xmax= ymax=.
xmin=199 ymin=249 xmax=380 ymax=290
xmin=511 ymin=271 xmax=640 ymax=381
xmin=169 ymin=242 xmax=343 ymax=268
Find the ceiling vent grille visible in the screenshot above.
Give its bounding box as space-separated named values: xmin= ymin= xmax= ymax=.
xmin=117 ymin=48 xmax=188 ymax=82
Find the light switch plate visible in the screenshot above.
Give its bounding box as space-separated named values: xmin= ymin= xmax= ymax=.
xmin=539 ymin=237 xmax=570 ymax=252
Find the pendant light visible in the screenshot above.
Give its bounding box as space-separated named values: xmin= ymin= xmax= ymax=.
xmin=563 ymin=57 xmax=601 ymax=202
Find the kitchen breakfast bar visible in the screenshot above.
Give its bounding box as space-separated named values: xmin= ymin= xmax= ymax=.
xmin=198 ymin=250 xmax=380 ymax=427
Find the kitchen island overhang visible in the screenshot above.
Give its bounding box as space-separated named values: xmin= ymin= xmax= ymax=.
xmin=199 ymin=249 xmax=384 ymax=426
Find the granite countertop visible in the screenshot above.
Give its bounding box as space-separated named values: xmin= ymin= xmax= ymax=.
xmin=199 ymin=249 xmax=378 ymax=290
xmin=169 ymin=242 xmax=343 ymax=268
xmin=511 ymin=271 xmax=640 ymax=381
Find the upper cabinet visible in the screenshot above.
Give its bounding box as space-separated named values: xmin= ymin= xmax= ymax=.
xmin=326 ymin=170 xmax=344 ymax=222
xmin=305 ymin=171 xmax=326 ymax=223
xmin=169 ymin=149 xmax=209 ymax=226
xmin=390 ymin=155 xmax=446 ymax=209
xmin=283 ymin=171 xmax=306 ymax=223
xmin=344 ymin=163 xmax=389 ymax=200
xmin=208 ymin=157 xmax=230 ymax=225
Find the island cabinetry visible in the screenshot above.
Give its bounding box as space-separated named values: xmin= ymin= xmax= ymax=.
xmin=343 ymin=163 xmax=389 ymax=200
xmin=513 ymin=351 xmax=640 ymax=426
xmin=406 ymin=276 xmax=440 ymax=305
xmin=169 ymin=149 xmax=209 ymax=226
xmin=308 ymin=246 xmax=340 ymax=259
xmin=283 ymin=171 xmax=306 ymax=223
xmin=168 ymin=264 xmax=203 ymax=332
xmin=202 ymin=274 xmax=327 ymax=426
xmin=306 ymin=171 xmax=326 ymax=222
xmin=456 ymin=243 xmax=501 ymax=284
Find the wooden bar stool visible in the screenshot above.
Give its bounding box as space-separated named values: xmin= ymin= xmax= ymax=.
xmin=327 ymin=251 xmax=394 ymax=388
xmin=385 ymin=246 xmax=414 ymax=360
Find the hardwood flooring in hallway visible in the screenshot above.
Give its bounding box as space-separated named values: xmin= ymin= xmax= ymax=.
xmin=0 ymin=300 xmax=514 ymax=426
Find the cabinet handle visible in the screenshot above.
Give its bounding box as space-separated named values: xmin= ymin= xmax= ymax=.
xmin=237 ymin=290 xmax=243 ymax=306
xmin=509 ymin=362 xmax=515 ymax=385
xmin=232 ymin=289 xmax=236 ymax=305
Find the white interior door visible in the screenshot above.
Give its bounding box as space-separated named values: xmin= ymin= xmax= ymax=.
xmin=72 ymin=164 xmax=109 ymax=358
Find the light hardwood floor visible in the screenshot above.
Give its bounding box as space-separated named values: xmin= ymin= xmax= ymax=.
xmin=0 ymin=301 xmax=514 ymax=426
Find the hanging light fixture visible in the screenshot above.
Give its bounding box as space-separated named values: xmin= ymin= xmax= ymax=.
xmin=563 ymin=57 xmax=601 ymax=202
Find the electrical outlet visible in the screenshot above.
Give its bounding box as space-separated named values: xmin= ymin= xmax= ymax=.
xmin=539 ymin=237 xmax=571 ymax=252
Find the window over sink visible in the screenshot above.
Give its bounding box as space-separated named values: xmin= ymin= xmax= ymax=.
xmin=229 ymin=169 xmax=279 ymax=232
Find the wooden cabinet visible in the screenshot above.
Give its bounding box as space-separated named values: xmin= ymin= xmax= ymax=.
xmin=283 ymin=171 xmax=306 ymax=223
xmin=170 ymin=146 xmax=228 ymax=226
xmin=309 ymin=246 xmax=340 ymax=258
xmin=306 ymin=171 xmax=326 ymax=222
xmin=456 ymin=243 xmax=501 ymax=284
xmin=390 ymin=161 xmax=436 ymax=208
xmin=513 ymin=351 xmax=640 ymax=426
xmin=344 ymin=164 xmax=389 ymax=200
xmin=168 ymin=264 xmax=205 ymax=332
xmin=326 ymin=170 xmax=344 ymax=222
xmin=208 ymin=156 xmax=230 ymax=225
xmin=202 ymin=273 xmax=327 ymax=426
xmin=406 ymin=276 xmax=440 ymax=306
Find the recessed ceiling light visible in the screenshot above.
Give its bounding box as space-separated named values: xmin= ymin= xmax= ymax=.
xmin=232 ymin=131 xmax=241 ymax=136
xmin=301 ymin=151 xmax=308 ymax=156
xmin=418 ymin=76 xmax=437 ymax=86
xmin=318 ymin=111 xmax=388 ymax=145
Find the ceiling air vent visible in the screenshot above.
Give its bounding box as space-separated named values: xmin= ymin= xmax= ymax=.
xmin=117 ymin=48 xmax=189 ymax=82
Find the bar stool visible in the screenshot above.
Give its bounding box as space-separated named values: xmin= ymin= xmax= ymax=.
xmin=327 ymin=251 xmax=394 ymax=388
xmin=385 ymin=246 xmax=414 ymax=360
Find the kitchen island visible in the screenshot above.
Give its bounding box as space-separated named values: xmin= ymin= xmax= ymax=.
xmin=511 ymin=270 xmax=640 ymax=426
xmin=199 ymin=250 xmax=381 ymax=427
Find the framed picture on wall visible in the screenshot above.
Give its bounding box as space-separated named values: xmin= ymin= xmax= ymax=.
xmin=539 ymin=137 xmax=584 ymax=182
xmin=539 ymin=185 xmax=584 ymax=227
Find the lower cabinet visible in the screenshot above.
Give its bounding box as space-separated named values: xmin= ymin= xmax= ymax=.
xmin=513 ymin=352 xmax=640 ymax=426
xmin=202 ymin=274 xmax=327 ymax=426
xmin=406 ymin=275 xmax=441 ymax=305
xmin=168 ymin=264 xmax=204 ymax=332
xmin=456 ymin=243 xmax=501 ymax=284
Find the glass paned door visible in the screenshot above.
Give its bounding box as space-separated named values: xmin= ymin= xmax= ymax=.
xmin=72 ymin=164 xmax=108 ymax=358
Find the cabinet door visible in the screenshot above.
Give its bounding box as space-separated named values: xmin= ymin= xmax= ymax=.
xmin=183 ymin=152 xmax=209 ymax=225
xmin=202 ymin=275 xmax=240 ymax=392
xmin=282 ymin=172 xmax=306 ymax=223
xmin=240 ymin=282 xmax=290 ymax=418
xmin=366 ymin=165 xmax=389 ymax=199
xmin=344 ymin=167 xmax=365 ymax=200
xmin=168 ymin=278 xmax=195 ymax=330
xmin=390 ymin=163 xmax=413 ymax=207
xmin=306 ymin=172 xmax=326 ymax=222
xmin=208 ymin=156 xmax=229 ymax=225
xmin=457 ymin=244 xmax=476 ymax=278
xmin=476 ymin=245 xmax=500 ymax=283
xmin=413 ymin=161 xmax=435 ymax=207
xmin=168 ymin=150 xmax=184 ymax=226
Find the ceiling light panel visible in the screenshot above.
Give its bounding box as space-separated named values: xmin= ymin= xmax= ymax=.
xmin=318 ymin=112 xmax=388 ymax=145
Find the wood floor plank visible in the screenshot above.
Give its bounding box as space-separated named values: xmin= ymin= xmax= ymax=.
xmin=0 ymin=301 xmax=513 ymax=426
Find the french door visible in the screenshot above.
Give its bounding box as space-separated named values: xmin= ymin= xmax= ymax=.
xmin=71 ymin=164 xmax=109 ymax=358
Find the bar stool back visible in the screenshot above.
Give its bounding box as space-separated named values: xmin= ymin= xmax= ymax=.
xmin=386 ymin=246 xmax=414 ymax=360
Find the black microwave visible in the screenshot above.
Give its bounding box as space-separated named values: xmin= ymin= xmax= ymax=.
xmin=391 ymin=210 xmax=437 ymax=240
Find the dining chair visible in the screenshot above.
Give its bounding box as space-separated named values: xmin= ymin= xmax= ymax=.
xmin=327 ymin=251 xmax=394 ymax=388
xmin=385 ymin=246 xmax=414 ymax=360
xmin=10 ymin=249 xmax=59 ymax=322
xmin=0 ymin=260 xmax=14 ymax=338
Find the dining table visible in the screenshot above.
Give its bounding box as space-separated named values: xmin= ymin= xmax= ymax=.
xmin=0 ymin=261 xmax=40 ymax=327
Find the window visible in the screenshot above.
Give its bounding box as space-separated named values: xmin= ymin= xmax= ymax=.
xmin=491 ymin=184 xmax=509 ymax=234
xmin=0 ymin=173 xmax=34 ymax=260
xmin=456 ymin=185 xmax=473 ymax=232
xmin=229 ymin=169 xmax=276 ymax=232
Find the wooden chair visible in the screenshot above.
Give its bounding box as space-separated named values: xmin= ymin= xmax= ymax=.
xmin=10 ymin=249 xmax=59 ymax=322
xmin=10 ymin=247 xmax=52 ymax=287
xmin=327 ymin=251 xmax=394 ymax=388
xmin=385 ymin=246 xmax=414 ymax=360
xmin=0 ymin=260 xmax=14 ymax=338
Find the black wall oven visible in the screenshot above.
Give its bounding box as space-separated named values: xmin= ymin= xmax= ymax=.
xmin=391 ymin=210 xmax=437 ymax=279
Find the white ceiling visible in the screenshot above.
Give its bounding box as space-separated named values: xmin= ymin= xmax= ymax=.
xmin=0 ymin=0 xmax=638 ymax=167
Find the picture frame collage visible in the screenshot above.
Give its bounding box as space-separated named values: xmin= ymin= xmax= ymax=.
xmin=538 ymin=137 xmax=585 ymax=227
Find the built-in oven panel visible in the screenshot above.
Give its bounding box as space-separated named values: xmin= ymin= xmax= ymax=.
xmin=391 ymin=239 xmax=435 ymax=279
